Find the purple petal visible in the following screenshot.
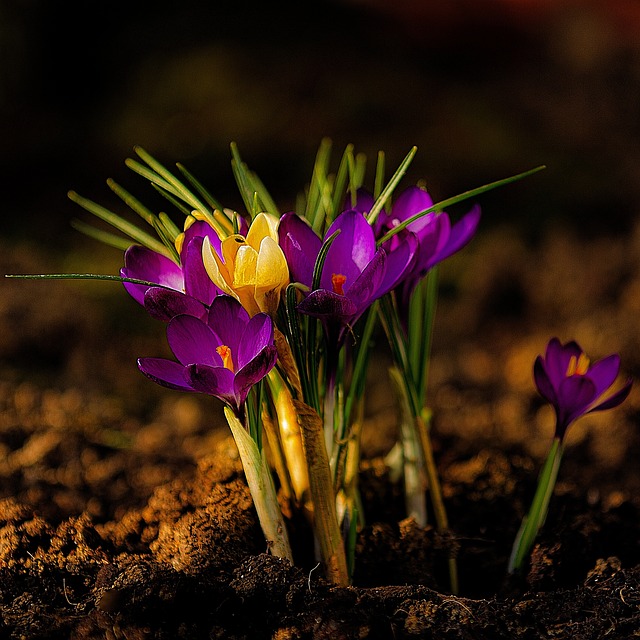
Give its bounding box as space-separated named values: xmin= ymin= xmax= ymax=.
xmin=137 ymin=357 xmax=194 ymax=392
xmin=297 ymin=289 xmax=357 ymax=321
xmin=345 ymin=248 xmax=387 ymax=314
xmin=352 ymin=189 xmax=375 ymax=214
xmin=378 ymin=233 xmax=418 ymax=296
xmin=544 ymin=338 xmax=582 ymax=387
xmin=279 ymin=212 xmax=321 ymax=288
xmin=322 ymin=210 xmax=376 ymax=291
xmin=185 ymin=363 xmax=237 ymax=405
xmin=430 ymin=204 xmax=481 ymax=266
xmin=556 ymin=375 xmax=597 ymax=435
xmin=586 ymin=354 xmax=620 ymax=397
xmin=533 ymin=356 xmax=557 ymax=404
xmin=167 ymin=315 xmax=222 ymax=367
xmin=206 ymin=296 xmax=250 ymax=355
xmin=144 ymin=287 xmax=208 ymax=322
xmin=588 ymin=378 xmax=633 ymax=413
xmin=234 ymin=344 xmax=279 ymax=406
xmin=182 ymin=236 xmax=220 ymax=305
xmin=393 ymin=186 xmax=434 ymax=233
xmin=121 ymin=245 xmax=184 ymax=305
xmin=237 ymin=313 xmax=274 ymax=370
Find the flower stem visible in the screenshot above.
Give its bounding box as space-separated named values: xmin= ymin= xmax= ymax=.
xmin=294 ymin=399 xmax=350 ymax=586
xmin=508 ymin=436 xmax=564 ymax=574
xmin=224 ymin=407 xmax=293 ymax=562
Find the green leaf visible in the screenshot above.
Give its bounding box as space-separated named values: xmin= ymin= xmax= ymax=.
xmin=377 ymin=165 xmax=547 ymax=246
xmin=132 ymin=146 xmax=211 ymax=216
xmin=367 ymin=146 xmax=417 ymax=224
xmin=107 ymin=179 xmax=157 ymax=226
xmin=176 ymin=162 xmax=224 ymax=211
xmin=311 ymin=228 xmax=341 ymax=292
xmin=68 ymin=191 xmax=173 ymax=259
xmin=330 ymin=143 xmax=354 ymax=222
xmin=70 ymin=219 xmax=133 ymax=252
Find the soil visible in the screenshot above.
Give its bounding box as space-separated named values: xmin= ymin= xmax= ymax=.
xmin=2 ymin=221 xmax=640 ymax=639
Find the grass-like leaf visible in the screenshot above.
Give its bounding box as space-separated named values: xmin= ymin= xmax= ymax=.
xmin=377 ymin=165 xmax=547 ymax=246
xmin=68 ymin=191 xmax=173 ymax=258
xmin=367 ymin=146 xmax=418 ymax=225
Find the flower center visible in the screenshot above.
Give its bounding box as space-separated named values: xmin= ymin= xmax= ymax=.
xmin=566 ymin=353 xmax=590 ymax=377
xmin=216 ymin=345 xmax=235 ymax=372
xmin=331 ymin=273 xmax=347 ymax=296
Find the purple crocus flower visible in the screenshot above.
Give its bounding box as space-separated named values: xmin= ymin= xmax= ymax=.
xmin=356 ymin=186 xmax=481 ymax=316
xmin=121 ymin=221 xmax=223 ymax=321
xmin=279 ymin=209 xmax=416 ymax=345
xmin=534 ymin=338 xmax=632 ymax=441
xmin=137 ymin=295 xmax=278 ymax=417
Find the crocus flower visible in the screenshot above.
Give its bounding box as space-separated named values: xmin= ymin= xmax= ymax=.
xmin=508 ymin=338 xmax=632 ymax=573
xmin=121 ymin=220 xmax=223 ymax=321
xmin=356 ymin=187 xmax=481 ymax=316
xmin=202 ymin=212 xmax=289 ymax=317
xmin=137 ymin=295 xmax=278 ymax=417
xmin=534 ymin=337 xmax=632 ymax=441
xmin=279 ymin=209 xmax=416 ymax=345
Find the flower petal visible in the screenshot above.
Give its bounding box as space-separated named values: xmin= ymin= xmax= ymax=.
xmin=588 ymin=377 xmax=633 ymax=413
xmin=237 ymin=313 xmax=274 ymax=370
xmin=183 ymin=236 xmax=220 ymax=305
xmin=586 ymin=354 xmax=621 ymax=397
xmin=185 ymin=363 xmax=237 ymax=405
xmin=167 ymin=315 xmax=222 ymax=367
xmin=544 ymin=338 xmax=582 ymax=387
xmin=144 ymin=287 xmax=208 ymax=322
xmin=556 ymin=375 xmax=597 ymax=435
xmin=322 ymin=211 xmax=376 ymax=290
xmin=137 ymin=357 xmax=194 ymax=392
xmin=206 ymin=295 xmax=250 ymax=355
xmin=297 ymin=289 xmax=357 ymax=321
xmin=279 ymin=212 xmax=322 ymax=288
xmin=121 ymin=245 xmax=183 ymax=305
xmin=234 ymin=344 xmax=279 ymax=406
xmin=533 ymin=356 xmax=557 ymax=405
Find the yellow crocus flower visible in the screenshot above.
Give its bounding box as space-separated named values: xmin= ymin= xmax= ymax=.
xmin=202 ymin=212 xmax=289 ymax=316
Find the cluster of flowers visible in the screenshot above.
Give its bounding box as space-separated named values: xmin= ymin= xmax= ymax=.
xmin=61 ymin=142 xmax=630 ymax=588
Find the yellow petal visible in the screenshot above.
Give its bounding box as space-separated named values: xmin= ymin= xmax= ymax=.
xmin=256 ymin=236 xmax=289 ymax=290
xmin=202 ymin=236 xmax=236 ymax=298
xmin=233 ymin=244 xmax=259 ymax=288
xmin=246 ymin=212 xmax=280 ymax=249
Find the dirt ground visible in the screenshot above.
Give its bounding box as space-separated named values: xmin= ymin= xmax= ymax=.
xmin=2 ymin=220 xmax=640 ymax=639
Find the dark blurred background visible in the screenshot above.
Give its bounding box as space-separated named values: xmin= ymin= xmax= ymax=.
xmin=2 ymin=0 xmax=640 ymax=407
xmin=3 ymin=0 xmax=640 ymax=247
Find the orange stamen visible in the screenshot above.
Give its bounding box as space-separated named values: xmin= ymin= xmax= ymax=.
xmin=566 ymin=353 xmax=590 ymax=377
xmin=216 ymin=345 xmax=235 ymax=372
xmin=331 ymin=273 xmax=347 ymax=296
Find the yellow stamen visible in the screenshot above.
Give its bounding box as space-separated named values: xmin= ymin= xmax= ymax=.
xmin=566 ymin=353 xmax=590 ymax=377
xmin=216 ymin=345 xmax=235 ymax=372
xmin=331 ymin=273 xmax=347 ymax=296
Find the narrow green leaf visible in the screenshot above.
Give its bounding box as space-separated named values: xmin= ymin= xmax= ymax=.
xmin=312 ymin=229 xmax=341 ymax=292
xmin=508 ymin=438 xmax=564 ymax=573
xmin=6 ymin=273 xmax=171 ymax=287
xmin=133 ymin=146 xmax=211 ymax=216
xmin=151 ymin=183 xmax=193 ymax=217
xmin=107 ymin=179 xmax=156 ymax=226
xmin=330 ymin=143 xmax=354 ymax=222
xmin=70 ymin=219 xmax=133 ymax=252
xmin=377 ymin=165 xmax=547 ymax=246
xmin=367 ymin=146 xmax=418 ymax=225
xmin=374 ymin=150 xmax=385 ymax=199
xmin=176 ymin=162 xmax=224 ymax=211
xmin=158 ymin=212 xmax=181 ymax=242
xmin=68 ymin=191 xmax=173 ymax=258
